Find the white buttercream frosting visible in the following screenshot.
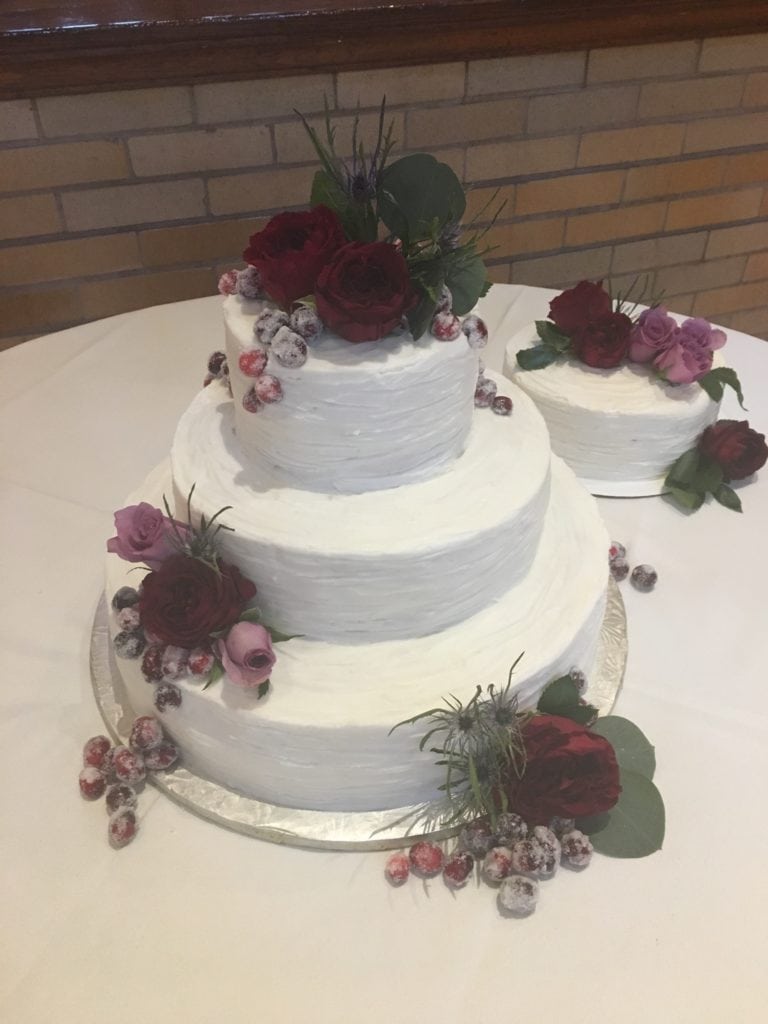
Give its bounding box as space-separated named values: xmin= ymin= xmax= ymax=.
xmin=224 ymin=295 xmax=479 ymax=493
xmin=108 ymin=454 xmax=608 ymax=813
xmin=503 ymin=323 xmax=721 ymax=492
xmin=171 ymin=374 xmax=551 ymax=644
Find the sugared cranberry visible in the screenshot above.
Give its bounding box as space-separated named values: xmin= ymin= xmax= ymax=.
xmin=129 ymin=716 xmax=164 ymax=753
xmin=144 ymin=740 xmax=179 ymax=771
xmin=549 ymin=816 xmax=576 ymax=838
xmin=493 ymin=812 xmax=528 ymax=846
xmin=254 ymin=374 xmax=283 ymax=404
xmin=498 ymin=875 xmax=539 ymax=915
xmin=242 ymin=388 xmax=262 ymax=414
xmin=187 ymin=646 xmax=215 ymax=678
xmin=491 ymin=395 xmax=513 ymax=416
xmin=271 ymin=327 xmax=308 ymax=368
xmin=238 ymin=348 xmax=268 ymax=378
xmin=115 ymin=606 xmax=140 ymax=632
xmin=108 ymin=808 xmax=138 ymax=849
xmin=474 ymin=378 xmax=498 ymax=408
xmin=631 ymin=564 xmax=657 ymax=591
xmin=113 ymin=630 xmax=145 ymax=660
xmin=460 ymin=817 xmax=495 ymax=857
xmin=113 ymin=746 xmax=146 ymax=785
xmin=154 ymin=683 xmax=182 ymax=713
xmin=111 ymin=586 xmax=139 ymax=611
xmin=609 ymin=541 xmax=626 ymax=562
xmin=461 ymin=314 xmax=488 ymax=349
xmin=83 ymin=735 xmax=112 ymax=770
xmin=561 ymin=829 xmax=593 ymax=868
xmin=442 ymin=850 xmax=474 ymax=888
xmin=435 ymin=285 xmax=452 ymax=314
xmin=217 ymin=269 xmax=239 ymax=296
xmin=384 ymin=851 xmax=410 ymax=886
xmin=431 ymin=312 xmax=461 ymax=342
xmin=531 ymin=825 xmax=561 ymax=878
xmin=105 ymin=783 xmax=138 ymax=815
xmin=290 ymin=306 xmax=323 ymax=342
xmin=141 ymin=644 xmax=166 ymax=683
xmin=483 ymin=846 xmax=513 ymax=883
xmin=161 ymin=645 xmax=188 ymax=682
xmin=207 ymin=351 xmax=227 ymax=376
xmin=510 ymin=838 xmax=546 ymax=875
xmin=254 ymin=309 xmax=289 ymax=346
xmin=79 ymin=766 xmax=107 ymax=800
xmin=236 ymin=266 xmax=263 ymax=300
xmin=408 ymin=841 xmax=444 ymax=877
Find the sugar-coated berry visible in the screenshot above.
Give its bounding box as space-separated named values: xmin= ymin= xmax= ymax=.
xmin=631 ymin=564 xmax=657 ymax=591
xmin=431 ymin=312 xmax=462 ymax=342
xmin=105 ymin=783 xmax=138 ymax=814
xmin=236 ymin=266 xmax=263 ymax=300
xmin=83 ymin=735 xmax=112 ymax=770
xmin=217 ymin=269 xmax=239 ymax=296
xmin=474 ymin=378 xmax=498 ymax=408
xmin=207 ymin=351 xmax=227 ymax=376
xmin=290 ymin=306 xmax=323 ymax=342
xmin=409 ymin=841 xmax=444 ymax=877
xmin=154 ymin=683 xmax=182 ymax=713
xmin=435 ymin=284 xmax=452 ymax=314
xmin=187 ymin=646 xmax=215 ymax=678
xmin=203 ymin=372 xmax=215 ymax=388
xmin=144 ymin=740 xmax=179 ymax=771
xmin=609 ymin=541 xmax=626 ymax=562
xmin=129 ymin=716 xmax=164 ymax=753
xmin=254 ymin=374 xmax=283 ymax=404
xmin=112 ymin=746 xmax=146 ymax=785
xmin=114 ymin=630 xmax=146 ymax=660
xmin=238 ymin=348 xmax=268 ymax=378
xmin=109 ymin=808 xmax=138 ymax=849
xmin=531 ymin=825 xmax=561 ymax=878
xmin=569 ymin=667 xmax=587 ymax=694
xmin=498 ymin=875 xmax=539 ymax=916
xmin=242 ymin=388 xmax=262 ymax=414
xmin=79 ymin=766 xmax=107 ymax=800
xmin=384 ymin=851 xmax=410 ymax=886
xmin=115 ymin=606 xmax=140 ymax=632
xmin=271 ymin=327 xmax=308 ymax=368
xmin=461 ymin=314 xmax=489 ymax=349
xmin=483 ymin=846 xmax=513 ymax=883
xmin=491 ymin=395 xmax=513 ymax=416
xmin=442 ymin=850 xmax=474 ymax=887
xmin=493 ymin=812 xmax=528 ymax=846
xmin=161 ymin=645 xmax=189 ymax=682
xmin=610 ymin=557 xmax=629 ymax=582
xmin=561 ymin=829 xmax=593 ymax=868
xmin=141 ymin=644 xmax=166 ymax=683
xmin=510 ymin=838 xmax=546 ymax=875
xmin=549 ymin=816 xmax=576 ymax=839
xmin=460 ymin=817 xmax=495 ymax=857
xmin=254 ymin=309 xmax=289 ymax=346
xmin=111 ymin=586 xmax=139 ymax=611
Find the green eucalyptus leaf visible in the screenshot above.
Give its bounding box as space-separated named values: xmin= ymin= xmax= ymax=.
xmin=239 ymin=607 xmax=263 ymax=624
xmin=537 ymin=676 xmax=581 ymax=713
xmin=591 ymin=716 xmax=656 ymax=779
xmin=516 ymin=345 xmax=559 ymax=371
xmin=445 ymin=253 xmax=489 ymax=315
xmin=713 ymin=482 xmax=743 ymax=513
xmin=578 ymin=810 xmax=611 ymax=836
xmin=697 ymin=459 xmax=724 ymax=494
xmin=257 ymin=679 xmax=270 ymax=700
xmin=666 ymin=485 xmax=705 ymax=512
xmin=585 ymin=770 xmax=665 ymax=858
xmin=665 ymin=447 xmax=700 ymax=487
xmin=202 ymin=660 xmax=224 ymax=691
xmin=699 ymin=367 xmax=746 ymax=410
xmin=266 ymin=626 xmax=302 ymax=644
xmin=535 ymin=320 xmax=571 ymax=351
xmin=379 ymin=154 xmax=466 ymax=243
xmin=407 ymin=291 xmax=437 ymax=341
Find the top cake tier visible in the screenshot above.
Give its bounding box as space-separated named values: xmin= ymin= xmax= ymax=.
xmin=224 ymin=295 xmax=478 ymax=494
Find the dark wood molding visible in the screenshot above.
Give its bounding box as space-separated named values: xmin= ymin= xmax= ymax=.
xmin=2 ymin=0 xmax=767 ymax=99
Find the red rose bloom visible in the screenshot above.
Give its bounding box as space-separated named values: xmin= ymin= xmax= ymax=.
xmin=243 ymin=205 xmax=346 ymax=309
xmin=549 ymin=280 xmax=612 ymax=336
xmin=571 ymin=311 xmax=633 ymax=369
xmin=138 ymin=554 xmax=257 ymax=648
xmin=315 ymin=241 xmax=417 ymax=343
xmin=509 ymin=715 xmax=621 ymax=824
xmin=698 ymin=420 xmax=768 ymax=481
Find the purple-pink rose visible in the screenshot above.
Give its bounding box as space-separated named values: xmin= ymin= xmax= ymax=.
xmin=216 ymin=622 xmax=275 ymax=689
xmin=654 ymin=317 xmax=726 ymax=385
xmin=678 ymin=317 xmax=726 ymax=353
xmin=628 ymin=307 xmax=677 ymax=363
xmin=107 ymin=503 xmax=185 ymax=569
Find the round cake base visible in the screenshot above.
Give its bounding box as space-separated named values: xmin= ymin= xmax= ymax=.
xmin=90 ymin=582 xmax=628 ymax=851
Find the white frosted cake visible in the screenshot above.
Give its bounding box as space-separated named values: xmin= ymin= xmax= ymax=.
xmin=504 ymin=323 xmax=722 ymax=496
xmin=107 ymin=296 xmax=609 ymax=813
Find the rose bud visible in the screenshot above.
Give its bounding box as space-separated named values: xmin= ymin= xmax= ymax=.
xmin=107 ymin=503 xmax=187 ymax=570
xmin=216 ymin=621 xmax=276 ymax=689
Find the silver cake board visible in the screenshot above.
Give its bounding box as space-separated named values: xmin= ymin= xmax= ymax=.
xmin=90 ymin=580 xmax=627 ymax=852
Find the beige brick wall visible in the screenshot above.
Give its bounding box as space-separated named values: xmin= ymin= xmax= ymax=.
xmin=1 ymin=32 xmax=768 ymax=349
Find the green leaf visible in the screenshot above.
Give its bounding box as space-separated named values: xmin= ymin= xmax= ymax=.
xmin=582 ymin=770 xmax=665 ymax=858
xmin=537 ymin=677 xmax=598 ymax=725
xmin=407 ymin=291 xmax=437 ymax=342
xmin=535 ymin=320 xmax=571 ymax=351
xmin=696 ymin=459 xmax=724 ymax=494
xmin=257 ymin=679 xmax=270 ymax=700
xmin=266 ymin=626 xmax=301 ymax=644
xmin=699 ymin=367 xmax=746 ymax=410
xmin=239 ymin=607 xmax=263 ymax=624
xmin=445 ymin=253 xmax=489 ymax=316
xmin=202 ymin=660 xmax=224 ymax=691
xmin=666 ymin=485 xmax=705 ymax=512
xmin=516 ymin=345 xmax=559 ymax=371
xmin=590 ymin=716 xmax=656 ymax=780
xmin=310 ymin=170 xmax=378 ymax=243
xmin=713 ymin=482 xmax=743 ymax=513
xmin=665 ymin=447 xmax=701 ymax=487
xmin=379 ymin=154 xmax=465 ymax=244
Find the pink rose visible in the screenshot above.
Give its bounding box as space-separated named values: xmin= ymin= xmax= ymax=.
xmin=653 ymin=325 xmax=716 ymax=385
xmin=628 ymin=307 xmax=677 ymax=363
xmin=679 ymin=317 xmax=726 ymax=352
xmin=217 ymin=622 xmax=275 ymax=689
xmin=107 ymin=503 xmax=186 ymax=569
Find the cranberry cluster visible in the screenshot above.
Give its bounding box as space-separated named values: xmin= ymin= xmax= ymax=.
xmin=609 ymin=541 xmax=658 ymax=592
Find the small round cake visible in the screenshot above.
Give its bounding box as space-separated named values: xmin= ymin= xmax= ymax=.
xmin=504 ymin=323 xmax=722 ymax=496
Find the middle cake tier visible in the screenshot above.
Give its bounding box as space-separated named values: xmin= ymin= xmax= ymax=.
xmin=172 ymin=374 xmax=551 ymax=644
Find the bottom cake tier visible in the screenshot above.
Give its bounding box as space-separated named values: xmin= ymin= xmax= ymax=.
xmin=107 ymin=454 xmax=608 ymax=813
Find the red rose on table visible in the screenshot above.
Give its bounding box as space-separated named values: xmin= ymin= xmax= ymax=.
xmin=549 ymin=280 xmax=612 ymax=336
xmin=315 ymin=241 xmax=417 ymax=343
xmin=571 ymin=311 xmax=633 ymax=369
xmin=243 ymin=205 xmax=346 ymax=309
xmin=509 ymin=715 xmax=621 ymax=824
xmin=698 ymin=420 xmax=768 ymax=481
xmin=138 ymin=554 xmax=256 ymax=648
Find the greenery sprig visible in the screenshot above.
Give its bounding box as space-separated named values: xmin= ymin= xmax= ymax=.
xmin=162 ymin=484 xmax=234 ymax=569
xmin=664 ymin=447 xmax=742 ymax=512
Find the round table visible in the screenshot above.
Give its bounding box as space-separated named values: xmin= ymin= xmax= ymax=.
xmin=2 ymin=285 xmax=767 ymax=1024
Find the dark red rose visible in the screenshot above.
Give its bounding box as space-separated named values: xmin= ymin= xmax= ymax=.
xmin=698 ymin=420 xmax=768 ymax=481
xmin=138 ymin=554 xmax=257 ymax=648
xmin=508 ymin=715 xmax=621 ymax=824
xmin=314 ymin=241 xmax=417 ymax=343
xmin=549 ymin=280 xmax=612 ymax=336
xmin=243 ymin=205 xmax=346 ymax=309
xmin=571 ymin=311 xmax=633 ymax=369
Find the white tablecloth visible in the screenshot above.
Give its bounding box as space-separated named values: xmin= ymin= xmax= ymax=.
xmin=2 ymin=285 xmax=767 ymax=1024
